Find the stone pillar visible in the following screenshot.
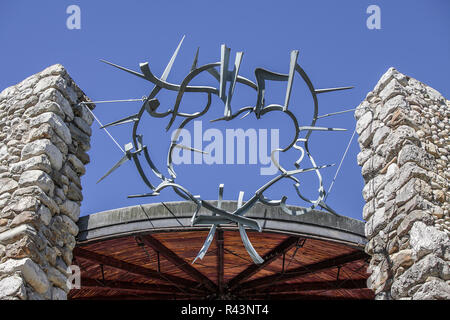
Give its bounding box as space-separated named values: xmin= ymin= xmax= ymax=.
xmin=355 ymin=67 xmax=450 ymax=300
xmin=0 ymin=65 xmax=94 ymax=299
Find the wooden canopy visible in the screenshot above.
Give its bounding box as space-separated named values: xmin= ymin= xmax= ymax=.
xmin=69 ymin=201 xmax=373 ymax=300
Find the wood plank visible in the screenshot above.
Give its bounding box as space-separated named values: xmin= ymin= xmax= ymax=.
xmin=243 ymin=278 xmax=368 ymax=294
xmin=73 ymin=247 xmax=202 ymax=291
xmin=138 ymin=235 xmax=217 ymax=292
xmin=217 ymin=229 xmax=224 ymax=294
xmin=241 ymin=292 xmax=366 ymax=300
xmin=226 ymin=236 xmax=299 ymax=290
xmin=236 ymin=250 xmax=367 ymax=292
xmin=71 ymin=293 xmax=200 ymax=300
xmin=81 ymin=277 xmax=203 ymax=294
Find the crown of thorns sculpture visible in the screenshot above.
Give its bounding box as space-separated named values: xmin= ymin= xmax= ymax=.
xmin=92 ymin=36 xmax=353 ymax=264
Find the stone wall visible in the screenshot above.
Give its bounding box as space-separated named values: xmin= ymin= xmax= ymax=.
xmin=355 ymin=67 xmax=450 ymax=299
xmin=0 ymin=65 xmax=94 ymax=299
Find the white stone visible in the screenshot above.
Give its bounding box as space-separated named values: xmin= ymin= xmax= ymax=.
xmin=372 ymin=126 xmax=391 ymax=148
xmin=379 ymin=79 xmax=406 ymax=101
xmin=0 ymin=224 xmax=37 ymax=245
xmin=30 ymin=112 xmax=71 ymax=144
xmin=413 ymin=279 xmax=450 ymax=300
xmin=391 ymin=254 xmax=449 ymax=299
xmin=390 ymin=249 xmax=414 ymax=272
xmin=25 ymin=100 xmax=66 ymax=120
xmin=395 ymin=178 xmax=417 ymax=206
xmin=33 ymin=75 xmax=68 ymax=99
xmin=398 ymin=144 xmax=434 ymax=169
xmin=74 ymin=116 xmax=92 ymax=136
xmin=0 ymin=275 xmax=27 ymax=300
xmin=365 ymin=207 xmax=386 ymax=238
xmin=38 ymin=205 xmax=52 ymax=226
xmin=0 ymin=145 xmax=8 ymax=161
xmin=410 ymin=221 xmax=449 ymax=260
xmin=373 ymin=67 xmax=398 ymax=93
xmin=21 ymin=139 xmax=62 ymax=171
xmin=67 ymin=154 xmax=85 ymax=175
xmin=362 ymin=175 xmax=386 ymax=201
xmin=39 ymin=87 xmax=74 ymax=120
xmin=385 ymin=163 xmax=399 ymax=180
xmin=59 ymin=200 xmax=80 ymax=222
xmin=0 ymin=178 xmax=19 ymax=195
xmin=60 ymin=214 xmax=79 ymax=236
xmin=356 ymin=111 xmax=373 ymax=135
xmin=357 ymin=149 xmax=372 ymax=167
xmin=10 ymin=154 xmax=52 ymax=175
xmin=378 ymin=95 xmax=407 ymax=121
xmin=19 ymin=169 xmax=54 ymax=195
xmin=363 ymin=199 xmax=376 ymax=221
xmin=426 ymin=86 xmax=444 ymax=102
xmin=0 ymin=258 xmax=50 ymax=294
xmin=74 ymin=104 xmax=94 ymax=126
xmin=361 ymin=154 xmax=385 ymax=180
xmin=8 ymin=196 xmax=40 ymax=213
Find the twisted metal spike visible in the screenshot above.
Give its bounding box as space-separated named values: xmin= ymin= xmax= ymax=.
xmin=284 ymin=50 xmax=299 ymax=111
xmin=97 ymin=143 xmax=134 ymax=184
xmin=219 ymin=44 xmax=230 ymax=101
xmin=236 ymin=191 xmax=264 ymax=264
xmin=192 ymin=183 xmax=224 ymax=263
xmin=224 ymin=52 xmax=244 ymax=117
xmin=299 ymin=126 xmax=347 ymax=132
xmin=190 ymin=47 xmax=200 ymax=72
xmin=100 ymin=59 xmax=146 ymax=80
xmin=100 ymin=113 xmax=140 ymax=129
xmin=239 ymin=223 xmax=264 ymax=264
xmin=161 ymin=35 xmax=185 ymax=81
xmin=174 ymin=144 xmax=208 ymax=154
xmin=314 ymin=86 xmax=354 ymax=94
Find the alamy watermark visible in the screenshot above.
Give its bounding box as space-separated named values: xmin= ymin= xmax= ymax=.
xmin=66 ymin=265 xmax=81 ymax=290
xmin=66 ymin=5 xmax=81 ymax=30
xmin=366 ymin=5 xmax=381 ymax=30
xmin=171 ymin=121 xmax=280 ymax=176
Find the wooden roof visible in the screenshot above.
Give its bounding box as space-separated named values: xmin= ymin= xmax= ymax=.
xmin=69 ymin=201 xmax=373 ymax=300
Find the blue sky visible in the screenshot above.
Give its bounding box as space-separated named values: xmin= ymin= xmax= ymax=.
xmin=1 ymin=1 xmax=449 ymax=221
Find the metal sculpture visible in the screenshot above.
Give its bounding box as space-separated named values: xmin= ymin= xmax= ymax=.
xmin=90 ymin=36 xmax=353 ymax=264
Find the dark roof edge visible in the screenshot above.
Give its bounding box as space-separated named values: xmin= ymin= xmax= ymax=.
xmin=77 ymin=201 xmax=366 ymax=248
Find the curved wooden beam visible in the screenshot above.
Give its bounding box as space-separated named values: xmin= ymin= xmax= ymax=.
xmin=236 ymin=250 xmax=367 ymax=292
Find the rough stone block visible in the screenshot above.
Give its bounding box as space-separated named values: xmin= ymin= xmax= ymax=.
xmin=0 ymin=275 xmax=27 ymax=300
xmin=397 ymin=210 xmax=434 ymax=238
xmin=410 ymin=221 xmax=449 ymax=260
xmin=25 ymin=100 xmax=66 ymax=120
xmin=10 ymin=211 xmax=39 ymax=228
xmin=59 ymin=200 xmax=80 ymax=222
xmin=19 ymin=169 xmax=54 ymax=195
xmin=356 ymin=111 xmax=373 ymax=135
xmin=412 ymin=279 xmax=450 ymax=300
xmin=10 ymin=155 xmax=52 ymax=175
xmin=30 ymin=112 xmax=71 ymax=145
xmin=0 ymin=258 xmax=50 ymax=294
xmin=365 ymin=207 xmax=387 ymax=239
xmin=60 ymin=214 xmax=79 ymax=236
xmin=398 ymin=144 xmax=435 ymax=169
xmin=391 ymin=254 xmax=449 ymax=299
xmin=67 ymin=154 xmax=85 ymax=175
xmin=0 ymin=178 xmax=18 ymax=195
xmin=372 ymin=125 xmax=391 ymax=148
xmin=0 ymin=224 xmax=38 ymax=245
xmin=38 ymin=87 xmax=74 ymax=121
xmin=21 ymin=139 xmax=62 ymax=171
